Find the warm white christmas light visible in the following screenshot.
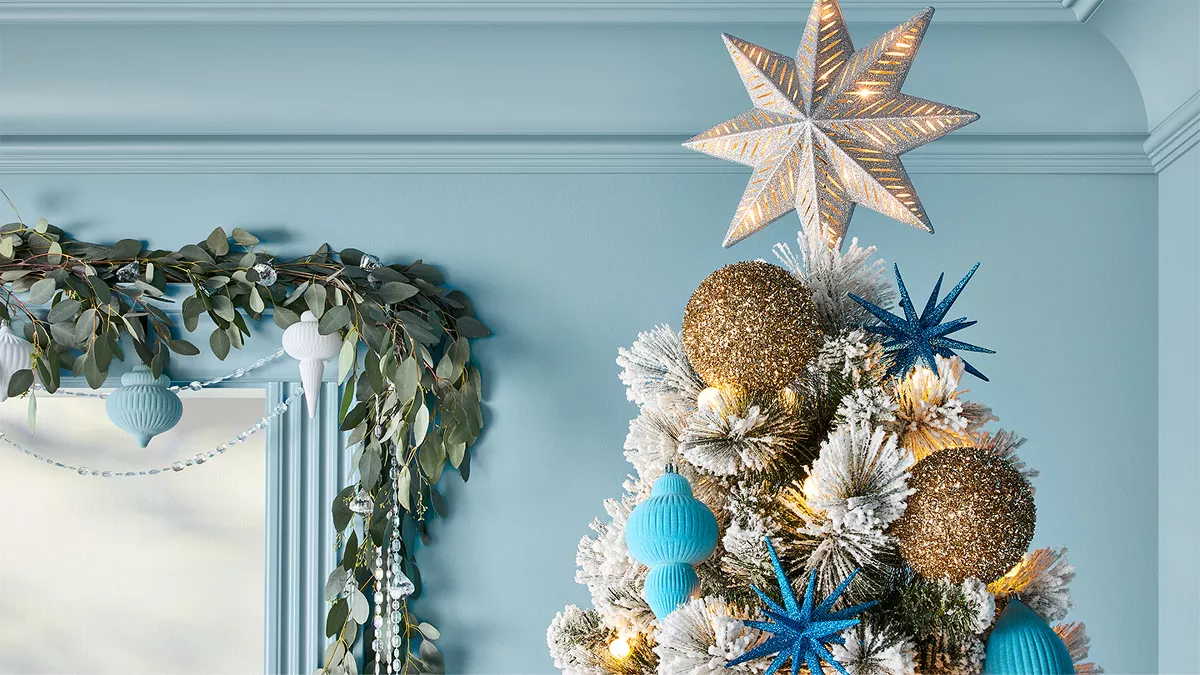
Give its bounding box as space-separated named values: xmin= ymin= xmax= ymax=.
xmin=608 ymin=635 xmax=631 ymax=659
xmin=697 ymin=387 xmax=723 ymax=412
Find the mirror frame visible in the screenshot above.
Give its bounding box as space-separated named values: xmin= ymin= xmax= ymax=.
xmin=44 ymin=285 xmax=337 ymax=673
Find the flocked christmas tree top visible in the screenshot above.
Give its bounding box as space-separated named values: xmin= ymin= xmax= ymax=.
xmin=547 ymin=223 xmax=1099 ymax=675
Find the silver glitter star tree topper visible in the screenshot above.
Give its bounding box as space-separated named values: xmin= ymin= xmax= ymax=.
xmin=685 ymin=0 xmax=979 ymax=247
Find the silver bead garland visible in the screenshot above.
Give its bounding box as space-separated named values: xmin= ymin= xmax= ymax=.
xmin=0 ymin=392 xmax=298 ymax=477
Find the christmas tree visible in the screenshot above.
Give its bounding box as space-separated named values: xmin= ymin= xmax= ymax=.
xmin=548 ymin=1 xmax=1100 ymax=672
xmin=546 ymin=226 xmax=1100 ymax=675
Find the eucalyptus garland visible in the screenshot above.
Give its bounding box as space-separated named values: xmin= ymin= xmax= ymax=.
xmin=0 ymin=214 xmax=488 ymax=672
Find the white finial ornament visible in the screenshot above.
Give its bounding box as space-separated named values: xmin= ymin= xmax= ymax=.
xmin=282 ymin=311 xmax=342 ymax=418
xmin=0 ymin=322 xmax=33 ymax=402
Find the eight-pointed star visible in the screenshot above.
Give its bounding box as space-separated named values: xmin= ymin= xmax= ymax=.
xmin=685 ymin=0 xmax=979 ymax=247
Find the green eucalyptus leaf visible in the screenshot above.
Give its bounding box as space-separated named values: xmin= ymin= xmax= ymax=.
xmin=83 ymin=353 xmax=106 ymax=389
xmin=304 ymin=283 xmax=328 ymax=319
xmin=324 ymin=567 xmax=349 ymax=603
xmin=248 ymin=287 xmax=265 ymax=314
xmin=7 ymin=369 xmax=33 ymax=398
xmin=340 ymin=402 xmax=367 ymax=431
xmin=378 ymin=282 xmax=419 ymax=304
xmin=395 ymin=465 xmax=411 ymax=512
xmin=325 ymin=599 xmax=348 ymax=638
xmin=210 ymin=328 xmax=231 ymax=360
xmin=418 ymin=433 xmax=444 ymax=483
xmin=418 ymin=622 xmax=441 ymax=641
xmin=210 ymin=294 xmax=235 ymax=322
xmin=180 ymin=244 xmax=215 ymax=264
xmin=359 ymin=448 xmax=381 ymax=490
xmin=447 ymin=440 xmax=466 ymax=469
xmin=226 ymin=323 xmax=244 ymax=350
xmin=392 ymin=357 xmax=419 ymax=404
xmin=347 ymin=588 xmax=369 ymax=624
xmin=231 ymin=227 xmax=260 ymax=246
xmin=273 ymin=304 xmax=300 ymax=330
xmin=456 ymin=316 xmax=491 ymax=338
xmin=338 ymin=329 xmax=358 ymax=383
xmin=49 ymin=321 xmax=77 ymax=349
xmin=319 ymin=305 xmax=351 ymax=335
xmin=46 ymin=298 xmax=80 ymax=324
xmin=94 ymin=335 xmax=114 ymax=372
xmin=27 ymin=278 xmax=56 ymax=305
xmin=46 ymin=241 xmax=63 ymax=265
xmin=412 ymin=403 xmax=430 ymax=448
xmin=363 ymin=350 xmax=384 ymax=394
xmin=332 ymin=485 xmax=355 ymax=532
xmin=206 ymin=227 xmax=230 ymax=257
xmin=340 ymin=374 xmax=357 ymax=422
xmin=284 ymin=281 xmax=310 ymax=306
xmin=168 ymin=339 xmax=201 ymax=356
xmin=87 ymin=275 xmax=111 ymax=304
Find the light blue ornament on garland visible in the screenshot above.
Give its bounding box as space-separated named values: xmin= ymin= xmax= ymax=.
xmin=106 ymin=364 xmax=183 ymax=448
xmin=624 ymin=468 xmax=718 ymax=619
xmin=984 ymin=599 xmax=1074 ymax=675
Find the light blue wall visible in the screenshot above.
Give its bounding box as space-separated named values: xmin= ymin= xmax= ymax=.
xmin=0 ymin=13 xmax=1167 ymax=675
xmin=1157 ymin=145 xmax=1199 ymax=674
xmin=0 ymin=169 xmax=1157 ymax=673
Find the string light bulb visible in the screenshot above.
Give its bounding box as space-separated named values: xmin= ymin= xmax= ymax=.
xmin=608 ymin=635 xmax=632 ymax=659
xmin=696 ymin=386 xmax=724 ymax=412
xmin=802 ymin=474 xmax=819 ymax=502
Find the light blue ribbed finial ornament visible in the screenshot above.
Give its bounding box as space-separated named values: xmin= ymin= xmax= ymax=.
xmin=624 ymin=468 xmax=719 ymax=619
xmin=105 ymin=365 xmax=183 ymax=448
xmin=983 ymin=599 xmax=1074 ymax=675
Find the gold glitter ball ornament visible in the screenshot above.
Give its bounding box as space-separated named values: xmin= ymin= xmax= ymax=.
xmin=892 ymin=447 xmax=1036 ymax=584
xmin=682 ymin=261 xmax=823 ymax=393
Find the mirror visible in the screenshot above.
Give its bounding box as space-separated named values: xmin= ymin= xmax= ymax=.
xmin=0 ymin=388 xmax=267 ymax=673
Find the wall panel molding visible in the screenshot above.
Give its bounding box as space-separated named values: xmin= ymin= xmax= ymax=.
xmin=1060 ymin=0 xmax=1103 ymax=22
xmin=0 ymin=133 xmax=1153 ymax=174
xmin=265 ymin=380 xmax=347 ymax=674
xmin=1145 ymin=90 xmax=1200 ymax=173
xmin=0 ymin=0 xmax=1081 ymax=24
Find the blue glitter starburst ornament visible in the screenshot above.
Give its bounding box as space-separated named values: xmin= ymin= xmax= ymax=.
xmin=725 ymin=538 xmax=876 ymax=675
xmin=849 ymin=263 xmax=994 ymax=381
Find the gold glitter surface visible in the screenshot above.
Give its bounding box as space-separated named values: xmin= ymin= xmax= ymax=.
xmin=681 ymin=261 xmax=823 ymax=393
xmin=892 ymin=447 xmax=1036 ymax=584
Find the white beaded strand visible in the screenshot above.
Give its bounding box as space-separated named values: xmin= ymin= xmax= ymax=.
xmin=0 ymin=392 xmax=298 ymax=477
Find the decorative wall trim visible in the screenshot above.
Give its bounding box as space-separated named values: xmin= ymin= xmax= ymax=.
xmin=265 ymin=380 xmax=346 ymax=674
xmin=1145 ymin=91 xmax=1200 ymax=173
xmin=1060 ymin=0 xmax=1103 ymax=22
xmin=0 ymin=0 xmax=1082 ymax=24
xmin=0 ymin=133 xmax=1153 ymax=174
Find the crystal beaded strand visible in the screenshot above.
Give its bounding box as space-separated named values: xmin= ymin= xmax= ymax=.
xmin=0 ymin=392 xmax=297 ymax=477
xmin=373 ymin=544 xmax=387 ymax=674
xmin=389 ymin=467 xmax=404 ymax=669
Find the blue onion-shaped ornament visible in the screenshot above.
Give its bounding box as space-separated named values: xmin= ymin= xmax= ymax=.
xmin=106 ymin=364 xmax=183 ymax=448
xmin=624 ymin=469 xmax=718 ymax=619
xmin=983 ymin=599 xmax=1074 ymax=675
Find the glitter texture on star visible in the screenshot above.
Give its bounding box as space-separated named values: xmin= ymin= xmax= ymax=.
xmin=684 ymin=0 xmax=978 ymax=247
xmin=849 ymin=263 xmax=994 ymax=381
xmin=726 ymin=538 xmax=876 ymax=675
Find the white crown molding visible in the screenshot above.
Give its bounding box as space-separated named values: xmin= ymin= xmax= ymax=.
xmin=0 ymin=133 xmax=1152 ymax=174
xmin=0 ymin=0 xmax=1081 ymax=24
xmin=1145 ymin=91 xmax=1200 ymax=173
xmin=1060 ymin=0 xmax=1103 ymax=22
